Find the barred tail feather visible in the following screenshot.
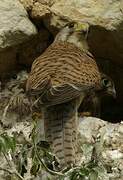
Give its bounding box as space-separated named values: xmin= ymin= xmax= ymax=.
xmin=42 ymin=100 xmax=79 ymax=168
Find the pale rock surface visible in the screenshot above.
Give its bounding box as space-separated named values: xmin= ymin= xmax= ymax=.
xmin=31 ymin=2 xmax=51 ymax=19
xmin=19 ymin=0 xmax=34 ymax=11
xmin=50 ymin=0 xmax=122 ymax=29
xmin=78 ymin=117 xmax=123 ymax=179
xmin=0 ymin=0 xmax=37 ymax=51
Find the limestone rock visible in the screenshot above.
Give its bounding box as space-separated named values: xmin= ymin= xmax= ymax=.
xmin=19 ymin=0 xmax=34 ymax=11
xmin=50 ymin=0 xmax=122 ymax=29
xmin=31 ymin=2 xmax=51 ymax=20
xmin=0 ymin=0 xmax=37 ymax=51
xmin=78 ymin=117 xmax=106 ymax=144
xmin=78 ymin=117 xmax=123 ymax=179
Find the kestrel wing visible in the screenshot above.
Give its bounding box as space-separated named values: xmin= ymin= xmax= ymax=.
xmin=26 ymin=77 xmax=51 ymax=96
xmin=41 ymin=83 xmax=92 ymax=106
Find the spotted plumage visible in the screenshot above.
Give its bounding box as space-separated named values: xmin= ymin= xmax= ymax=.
xmin=26 ymin=22 xmax=108 ymax=168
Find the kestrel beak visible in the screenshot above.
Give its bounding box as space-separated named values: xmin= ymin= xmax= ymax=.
xmin=112 ymin=88 xmax=117 ymax=99
xmin=75 ymin=22 xmax=89 ymax=38
xmin=108 ymin=87 xmax=117 ymax=99
xmin=76 ymin=23 xmax=89 ymax=31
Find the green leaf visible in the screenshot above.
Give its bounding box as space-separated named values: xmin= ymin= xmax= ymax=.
xmin=0 ymin=136 xmax=8 ymax=153
xmin=89 ymin=170 xmax=98 ymax=180
xmin=0 ymin=134 xmax=16 ymax=153
xmin=30 ymin=163 xmax=40 ymax=176
xmin=7 ymin=136 xmax=16 ymax=153
xmin=80 ymin=168 xmax=89 ymax=176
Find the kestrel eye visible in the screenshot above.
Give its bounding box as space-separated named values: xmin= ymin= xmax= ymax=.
xmin=12 ymin=74 xmax=17 ymax=79
xmin=82 ymin=30 xmax=87 ymax=35
xmin=102 ymin=79 xmax=110 ymax=87
xmin=68 ymin=22 xmax=75 ymax=28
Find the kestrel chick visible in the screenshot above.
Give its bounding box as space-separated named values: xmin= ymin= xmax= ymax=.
xmin=80 ymin=73 xmax=116 ymax=117
xmin=26 ymin=22 xmax=114 ymax=168
xmin=0 ymin=70 xmax=30 ymax=118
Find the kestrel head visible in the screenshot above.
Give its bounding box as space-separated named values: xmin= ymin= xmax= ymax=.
xmin=101 ymin=74 xmax=116 ymax=98
xmin=54 ymin=21 xmax=89 ymax=51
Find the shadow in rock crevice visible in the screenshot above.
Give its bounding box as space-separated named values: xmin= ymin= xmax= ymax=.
xmin=87 ymin=25 xmax=123 ymax=122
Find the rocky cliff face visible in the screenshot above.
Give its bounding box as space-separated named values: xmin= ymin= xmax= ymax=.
xmin=0 ymin=0 xmax=50 ymax=75
xmin=78 ymin=117 xmax=123 ymax=180
xmin=0 ymin=0 xmax=123 ymax=116
xmin=0 ymin=0 xmax=123 ymax=179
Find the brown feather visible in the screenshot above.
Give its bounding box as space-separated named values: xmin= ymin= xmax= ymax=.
xmin=26 ymin=42 xmax=101 ymax=105
xmin=26 ymin=23 xmax=102 ymax=169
